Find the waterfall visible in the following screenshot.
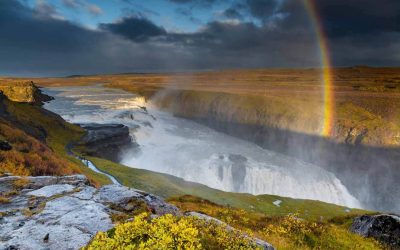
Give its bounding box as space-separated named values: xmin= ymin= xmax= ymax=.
xmin=43 ymin=86 xmax=362 ymax=208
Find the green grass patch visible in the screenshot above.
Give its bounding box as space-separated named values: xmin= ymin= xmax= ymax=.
xmin=89 ymin=156 xmax=370 ymax=221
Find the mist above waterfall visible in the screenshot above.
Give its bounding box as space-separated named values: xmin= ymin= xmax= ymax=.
xmin=43 ymin=86 xmax=361 ymax=208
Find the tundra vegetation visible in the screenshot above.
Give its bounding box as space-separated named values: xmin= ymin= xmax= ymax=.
xmin=0 ymin=74 xmax=396 ymax=249
xmin=86 ymin=213 xmax=260 ymax=249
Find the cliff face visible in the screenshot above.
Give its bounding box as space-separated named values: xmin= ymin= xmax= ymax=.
xmin=150 ymin=89 xmax=400 ymax=212
xmin=0 ymin=81 xmax=53 ymax=105
xmin=152 ymin=89 xmax=400 ymax=147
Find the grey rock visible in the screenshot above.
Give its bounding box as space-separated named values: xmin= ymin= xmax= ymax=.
xmin=0 ymin=175 xmax=87 ymax=193
xmin=94 ymin=184 xmax=142 ymax=204
xmin=26 ymin=175 xmax=88 ymax=190
xmin=0 ymin=175 xmax=181 ymax=250
xmin=27 ymin=184 xmax=75 ymax=198
xmin=351 ymin=214 xmax=400 ymax=249
xmin=78 ymin=123 xmax=137 ymax=162
xmin=94 ymin=185 xmax=180 ymax=216
xmin=144 ymin=194 xmax=181 ymax=216
xmin=71 ymin=186 xmax=97 ymax=200
xmin=0 ymin=195 xmax=29 ymax=213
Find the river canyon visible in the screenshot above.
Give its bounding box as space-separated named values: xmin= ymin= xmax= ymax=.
xmin=43 ymin=86 xmax=361 ymax=209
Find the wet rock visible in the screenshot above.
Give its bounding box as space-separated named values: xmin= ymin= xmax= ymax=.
xmin=351 ymin=214 xmax=400 ymax=249
xmin=79 ymin=123 xmax=138 ymax=162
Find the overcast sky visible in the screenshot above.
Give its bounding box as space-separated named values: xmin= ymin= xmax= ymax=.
xmin=1 ymin=0 xmax=399 ymax=76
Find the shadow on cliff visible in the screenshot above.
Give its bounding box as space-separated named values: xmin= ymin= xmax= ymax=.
xmin=181 ymin=116 xmax=400 ymax=213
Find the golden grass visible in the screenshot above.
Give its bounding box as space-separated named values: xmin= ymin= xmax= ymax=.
xmin=5 ymin=66 xmax=397 ymax=146
xmin=170 ymin=195 xmax=383 ymax=250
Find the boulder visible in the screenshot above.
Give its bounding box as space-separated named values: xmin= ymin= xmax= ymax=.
xmin=351 ymin=214 xmax=400 ymax=249
xmin=0 ymin=175 xmax=180 ymax=250
xmin=78 ymin=123 xmax=138 ymax=162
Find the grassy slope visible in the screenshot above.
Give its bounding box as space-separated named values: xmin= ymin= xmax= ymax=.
xmin=89 ymin=157 xmax=382 ymax=249
xmin=170 ymin=196 xmax=382 ymax=250
xmin=0 ymin=98 xmax=111 ymax=186
xmin=89 ymin=157 xmax=369 ymax=221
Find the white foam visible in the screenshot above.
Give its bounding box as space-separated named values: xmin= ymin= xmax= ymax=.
xmin=43 ymin=86 xmax=362 ymax=208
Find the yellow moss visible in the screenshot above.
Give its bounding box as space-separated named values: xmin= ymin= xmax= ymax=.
xmin=85 ymin=213 xmax=260 ymax=250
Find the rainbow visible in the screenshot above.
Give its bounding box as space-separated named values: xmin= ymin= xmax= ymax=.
xmin=303 ymin=0 xmax=334 ymax=137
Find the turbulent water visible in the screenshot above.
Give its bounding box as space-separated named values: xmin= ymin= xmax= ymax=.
xmin=43 ymin=86 xmax=361 ymax=208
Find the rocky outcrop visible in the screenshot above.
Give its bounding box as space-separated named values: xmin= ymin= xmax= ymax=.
xmin=351 ymin=214 xmax=400 ymax=249
xmin=0 ymin=175 xmax=179 ymax=250
xmin=0 ymin=82 xmax=53 ymax=105
xmin=0 ymin=175 xmax=276 ymax=250
xmin=78 ymin=123 xmax=138 ymax=162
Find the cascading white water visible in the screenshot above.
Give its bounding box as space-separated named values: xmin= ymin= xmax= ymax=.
xmin=43 ymin=86 xmax=362 ymax=208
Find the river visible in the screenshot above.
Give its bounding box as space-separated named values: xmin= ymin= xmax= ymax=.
xmin=43 ymin=86 xmax=361 ymax=208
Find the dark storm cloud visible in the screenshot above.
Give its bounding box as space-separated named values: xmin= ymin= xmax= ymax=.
xmin=0 ymin=1 xmax=99 ymax=52
xmin=0 ymin=0 xmax=399 ymax=76
xmin=0 ymin=1 xmax=183 ymax=76
xmin=245 ymin=0 xmax=277 ymax=20
xmin=216 ymin=0 xmax=400 ymax=66
xmin=99 ymin=17 xmax=166 ymax=42
xmin=312 ymin=0 xmax=400 ymax=37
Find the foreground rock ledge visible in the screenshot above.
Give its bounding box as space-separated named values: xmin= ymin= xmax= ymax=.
xmin=0 ymin=175 xmax=274 ymax=250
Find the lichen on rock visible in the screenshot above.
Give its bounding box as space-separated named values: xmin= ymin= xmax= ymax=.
xmin=0 ymin=174 xmax=179 ymax=250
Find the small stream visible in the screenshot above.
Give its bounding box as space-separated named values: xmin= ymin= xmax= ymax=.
xmin=79 ymin=157 xmax=121 ymax=185
xmin=65 ymin=142 xmax=121 ymax=185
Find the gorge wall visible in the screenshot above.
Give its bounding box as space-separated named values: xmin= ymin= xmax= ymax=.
xmin=149 ymin=89 xmax=400 ymax=212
